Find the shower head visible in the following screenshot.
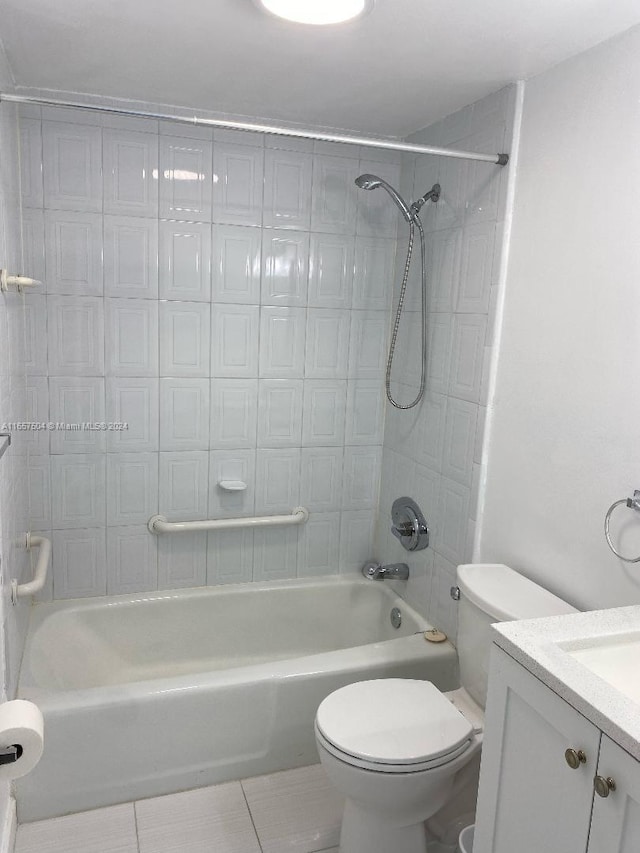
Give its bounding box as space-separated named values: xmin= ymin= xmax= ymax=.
xmin=355 ymin=173 xmax=413 ymax=222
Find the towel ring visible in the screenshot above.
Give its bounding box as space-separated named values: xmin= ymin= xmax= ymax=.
xmin=604 ymin=490 xmax=640 ymax=563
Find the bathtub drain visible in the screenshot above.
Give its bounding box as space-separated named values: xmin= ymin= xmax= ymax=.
xmin=390 ymin=607 xmax=402 ymax=629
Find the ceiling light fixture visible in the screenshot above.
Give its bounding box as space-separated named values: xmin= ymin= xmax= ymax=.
xmin=257 ymin=0 xmax=372 ymax=26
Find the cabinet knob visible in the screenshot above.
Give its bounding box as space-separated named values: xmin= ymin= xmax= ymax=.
xmin=594 ymin=775 xmax=616 ymax=798
xmin=565 ymin=748 xmax=587 ymax=769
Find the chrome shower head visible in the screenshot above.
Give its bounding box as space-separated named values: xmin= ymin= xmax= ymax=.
xmin=354 ymin=173 xmax=413 ymax=222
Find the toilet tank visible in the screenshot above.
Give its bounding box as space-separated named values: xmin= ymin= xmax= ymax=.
xmin=456 ymin=564 xmax=576 ymax=708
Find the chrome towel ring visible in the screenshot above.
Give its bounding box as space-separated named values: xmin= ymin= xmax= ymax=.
xmin=604 ymin=490 xmax=640 ymax=562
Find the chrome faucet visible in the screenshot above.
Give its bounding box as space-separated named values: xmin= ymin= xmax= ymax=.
xmin=361 ymin=561 xmax=410 ymax=581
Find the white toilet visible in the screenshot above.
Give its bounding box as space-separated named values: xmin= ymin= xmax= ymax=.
xmin=314 ymin=563 xmax=576 ymax=853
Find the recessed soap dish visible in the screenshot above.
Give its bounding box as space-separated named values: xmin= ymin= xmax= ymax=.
xmin=218 ymin=480 xmax=247 ymax=491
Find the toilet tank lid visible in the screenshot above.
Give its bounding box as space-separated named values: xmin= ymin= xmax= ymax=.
xmin=456 ymin=564 xmax=577 ymax=621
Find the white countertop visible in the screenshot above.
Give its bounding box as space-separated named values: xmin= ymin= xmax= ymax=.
xmin=492 ymin=605 xmax=640 ymax=761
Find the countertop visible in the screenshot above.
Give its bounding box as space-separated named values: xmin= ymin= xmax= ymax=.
xmin=492 ymin=605 xmax=640 ymax=761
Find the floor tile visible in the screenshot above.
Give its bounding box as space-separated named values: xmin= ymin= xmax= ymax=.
xmin=135 ymin=782 xmax=261 ymax=853
xmin=243 ymin=764 xmax=343 ymax=853
xmin=15 ymin=804 xmax=137 ymax=853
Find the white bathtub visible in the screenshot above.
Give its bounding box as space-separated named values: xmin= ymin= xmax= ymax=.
xmin=16 ymin=576 xmax=458 ymax=821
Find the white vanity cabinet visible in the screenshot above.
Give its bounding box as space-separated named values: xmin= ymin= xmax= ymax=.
xmin=473 ymin=646 xmax=640 ymax=853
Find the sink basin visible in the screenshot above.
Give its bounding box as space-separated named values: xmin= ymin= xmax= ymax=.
xmin=563 ymin=632 xmax=640 ymax=705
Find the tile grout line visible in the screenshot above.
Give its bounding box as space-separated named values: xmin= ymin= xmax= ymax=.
xmin=239 ymin=781 xmax=265 ymax=853
xmin=132 ymin=801 xmax=141 ymax=853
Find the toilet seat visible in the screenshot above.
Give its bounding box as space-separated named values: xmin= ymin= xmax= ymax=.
xmin=315 ymin=679 xmax=475 ymax=774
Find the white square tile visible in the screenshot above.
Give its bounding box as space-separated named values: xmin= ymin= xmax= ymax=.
xmin=214 ymin=128 xmax=264 ymax=147
xmin=300 ymin=447 xmax=343 ymax=512
xmin=448 ymin=314 xmax=487 ymax=403
xmin=43 ymin=121 xmax=102 ymax=212
xmin=103 ymin=128 xmax=159 ymax=217
xmin=50 ymin=454 xmax=106 ymax=528
xmin=261 ymin=230 xmax=310 ymax=306
xmin=159 ymin=220 xmax=212 ymax=301
xmin=388 ymin=310 xmax=422 ymax=391
xmin=25 ymin=377 xmax=50 ymax=455
xmin=242 ymin=764 xmax=343 ymax=853
xmin=352 ymin=237 xmax=395 ymax=310
xmin=207 ymin=528 xmax=254 ymax=585
xmin=348 ymin=311 xmax=389 ymax=379
xmin=160 ymin=378 xmax=210 ymax=450
xmin=301 ymin=380 xmax=346 ymax=447
xmin=106 ymin=525 xmax=158 ymax=595
xmin=48 ymin=295 xmax=105 ymax=376
xmin=49 ymin=377 xmax=105 ymax=453
xmin=356 ymin=160 xmax=401 ymax=238
xmin=456 ymin=222 xmax=495 ymax=313
xmin=416 ymin=392 xmax=447 ymax=473
xmin=259 ymin=307 xmax=306 ymax=378
xmin=213 ymin=142 xmax=264 ymax=226
xmin=211 ymin=304 xmax=259 ymax=378
xmin=433 ymin=156 xmax=466 ymax=232
xmin=15 ymin=803 xmax=137 ymax=853
xmin=345 ymin=380 xmax=384 ymax=445
xmin=136 ymin=781 xmax=261 ymax=853
xmin=104 ymin=215 xmax=159 ymax=299
xmin=441 ymin=398 xmax=478 ymax=487
xmin=212 ymin=224 xmax=262 ymax=304
xmin=298 ymin=512 xmax=341 ymax=578
xmin=436 ymin=477 xmax=471 ymax=566
xmin=427 ymin=313 xmax=453 ymax=396
xmin=22 ymin=208 xmax=46 ymax=286
xmin=255 ymin=448 xmax=300 ymax=514
xmin=19 ymin=117 xmax=44 ymax=209
xmin=308 ymin=234 xmax=354 ymax=309
xmin=23 ymin=295 xmax=48 ymax=376
xmin=159 ymin=301 xmax=211 ymax=377
xmin=257 ymin=379 xmax=303 ymax=447
xmin=339 ymin=509 xmax=375 ymax=573
xmin=157 ymin=532 xmax=207 ymax=590
xmin=462 ymin=125 xmax=505 ymax=226
xmin=106 ymin=378 xmax=159 ymax=452
xmin=159 ymin=450 xmax=209 ymax=520
xmin=52 ymin=527 xmax=106 ymax=598
xmin=428 ymin=229 xmax=461 ymax=314
xmin=105 ymin=298 xmax=159 ymax=377
xmin=27 ymin=455 xmax=51 ymax=530
xmin=45 ymin=211 xmax=103 ymax=296
xmin=305 ymin=309 xmax=350 ymax=379
xmin=263 ymin=148 xmax=313 ymax=230
xmin=253 ymin=525 xmax=299 ymax=581
xmin=107 ymin=452 xmax=159 ymax=525
xmin=412 ymin=463 xmax=441 ymax=545
xmin=311 ymin=154 xmax=359 ymax=234
xmin=265 ymin=134 xmax=313 ymax=153
xmin=342 ymin=446 xmax=382 ymax=510
xmin=209 ymin=449 xmax=256 ymax=518
xmin=430 ymin=553 xmax=459 ymax=642
xmin=160 ymin=134 xmax=213 ymax=221
xmin=210 ymin=378 xmax=258 ymax=449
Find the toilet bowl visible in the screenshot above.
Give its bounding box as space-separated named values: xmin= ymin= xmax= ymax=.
xmin=314 ymin=563 xmax=576 ymax=853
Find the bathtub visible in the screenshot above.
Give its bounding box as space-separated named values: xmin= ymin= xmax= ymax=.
xmin=16 ymin=576 xmax=458 ymax=821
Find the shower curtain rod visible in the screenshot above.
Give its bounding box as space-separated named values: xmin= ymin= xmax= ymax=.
xmin=0 ymin=93 xmax=509 ymax=166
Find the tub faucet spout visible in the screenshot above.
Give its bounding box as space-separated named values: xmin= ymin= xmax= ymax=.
xmin=361 ymin=561 xmax=410 ymax=581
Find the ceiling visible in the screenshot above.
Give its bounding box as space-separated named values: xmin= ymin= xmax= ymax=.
xmin=1 ymin=0 xmax=639 ymax=137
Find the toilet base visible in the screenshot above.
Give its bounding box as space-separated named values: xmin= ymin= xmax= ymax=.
xmin=339 ymin=798 xmax=428 ymax=853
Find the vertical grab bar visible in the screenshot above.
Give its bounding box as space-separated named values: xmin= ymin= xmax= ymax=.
xmin=11 ymin=534 xmax=51 ymax=603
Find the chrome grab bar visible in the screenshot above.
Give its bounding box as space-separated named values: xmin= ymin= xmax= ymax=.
xmin=148 ymin=507 xmax=310 ymax=534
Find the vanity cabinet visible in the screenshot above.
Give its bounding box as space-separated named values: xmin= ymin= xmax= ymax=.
xmin=473 ymin=646 xmax=640 ymax=853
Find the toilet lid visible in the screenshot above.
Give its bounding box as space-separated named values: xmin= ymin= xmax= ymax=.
xmin=315 ymin=679 xmax=473 ymax=766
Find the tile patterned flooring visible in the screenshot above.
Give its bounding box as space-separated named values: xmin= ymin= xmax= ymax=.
xmin=15 ymin=764 xmax=342 ymax=853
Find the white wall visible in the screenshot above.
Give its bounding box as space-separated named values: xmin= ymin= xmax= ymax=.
xmin=21 ymin=105 xmax=400 ymax=599
xmin=375 ymin=87 xmax=518 ymax=642
xmin=479 ymin=25 xmax=640 ymax=610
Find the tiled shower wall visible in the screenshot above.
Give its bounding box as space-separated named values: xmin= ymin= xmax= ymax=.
xmin=20 ymin=104 xmax=401 ymax=599
xmin=375 ymin=86 xmax=517 ymax=641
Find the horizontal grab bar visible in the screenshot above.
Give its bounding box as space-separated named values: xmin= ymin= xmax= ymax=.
xmin=11 ymin=534 xmax=51 ymax=603
xmin=148 ymin=507 xmax=310 ymax=534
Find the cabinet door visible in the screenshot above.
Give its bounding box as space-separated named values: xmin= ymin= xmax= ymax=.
xmin=474 ymin=646 xmax=601 ymax=853
xmin=587 ymin=735 xmax=640 ymax=853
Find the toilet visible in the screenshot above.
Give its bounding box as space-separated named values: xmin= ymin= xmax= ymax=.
xmin=314 ymin=563 xmax=576 ymax=853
